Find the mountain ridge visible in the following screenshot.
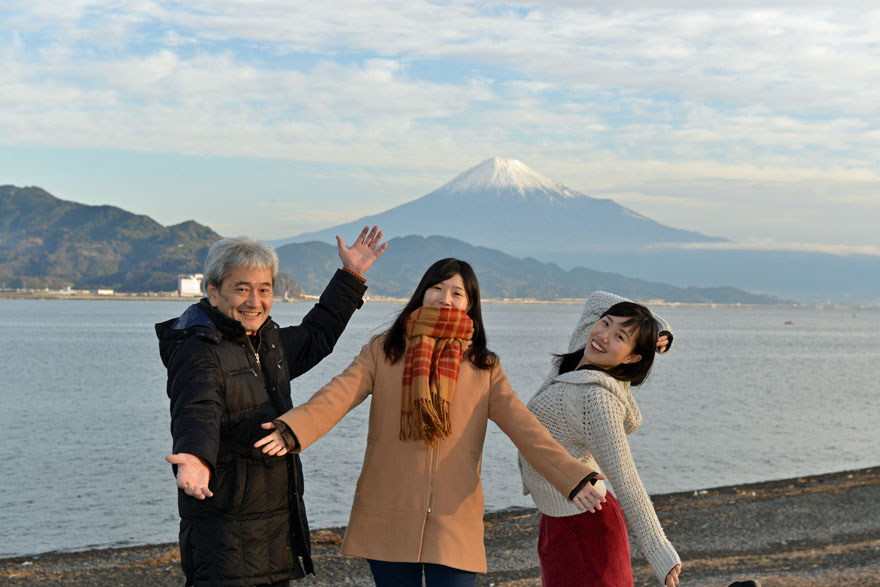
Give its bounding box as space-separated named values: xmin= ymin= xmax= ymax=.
xmin=277 ymin=235 xmax=785 ymax=304
xmin=4 ymin=185 xmax=746 ymax=302
xmin=4 ymin=183 xmax=876 ymax=304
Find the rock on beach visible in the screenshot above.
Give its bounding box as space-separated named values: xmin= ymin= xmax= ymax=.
xmin=2 ymin=467 xmax=878 ymax=586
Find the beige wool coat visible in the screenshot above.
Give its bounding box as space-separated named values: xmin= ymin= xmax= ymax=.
xmin=277 ymin=335 xmax=595 ymax=573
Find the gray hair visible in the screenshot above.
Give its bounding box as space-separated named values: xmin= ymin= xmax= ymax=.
xmin=203 ymin=236 xmax=279 ymax=291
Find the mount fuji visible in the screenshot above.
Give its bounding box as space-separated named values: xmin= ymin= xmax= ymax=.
xmin=276 ymin=157 xmax=724 ymax=259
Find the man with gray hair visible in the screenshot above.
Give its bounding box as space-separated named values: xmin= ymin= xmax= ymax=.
xmin=156 ymin=227 xmax=386 ymax=586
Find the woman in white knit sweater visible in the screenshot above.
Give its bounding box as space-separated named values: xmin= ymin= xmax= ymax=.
xmin=519 ymin=291 xmax=681 ymax=587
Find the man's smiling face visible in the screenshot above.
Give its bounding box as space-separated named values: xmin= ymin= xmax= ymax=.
xmin=207 ymin=265 xmax=274 ymax=335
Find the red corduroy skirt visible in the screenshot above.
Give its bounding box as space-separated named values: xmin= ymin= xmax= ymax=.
xmin=537 ymin=492 xmax=634 ymax=587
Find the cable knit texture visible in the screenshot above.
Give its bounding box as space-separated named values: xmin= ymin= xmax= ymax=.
xmin=519 ymin=291 xmax=680 ymax=585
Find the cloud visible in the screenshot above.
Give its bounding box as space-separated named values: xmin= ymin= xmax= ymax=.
xmin=134 ymin=3 xmax=880 ymax=117
xmin=2 ymin=1 xmax=879 ymax=247
xmin=5 ymin=4 xmax=879 ymax=154
xmin=658 ymin=238 xmax=880 ymax=257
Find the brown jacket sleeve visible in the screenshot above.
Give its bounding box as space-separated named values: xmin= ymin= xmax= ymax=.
xmin=276 ymin=337 xmax=378 ymax=452
xmin=487 ymin=362 xmax=595 ymax=499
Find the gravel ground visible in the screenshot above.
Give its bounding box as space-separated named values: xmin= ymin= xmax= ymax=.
xmin=3 ymin=467 xmax=878 ymax=586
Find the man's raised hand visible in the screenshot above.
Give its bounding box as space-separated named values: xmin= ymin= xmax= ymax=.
xmin=337 ymin=226 xmax=387 ymax=276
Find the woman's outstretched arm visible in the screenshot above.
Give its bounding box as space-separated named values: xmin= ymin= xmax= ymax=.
xmin=256 ymin=338 xmax=379 ymax=454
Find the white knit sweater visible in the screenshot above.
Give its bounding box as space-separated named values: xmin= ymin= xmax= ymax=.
xmin=518 ymin=291 xmax=681 ymax=585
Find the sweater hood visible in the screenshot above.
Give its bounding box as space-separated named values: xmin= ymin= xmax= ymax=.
xmin=567 ymin=295 xmax=604 ymax=354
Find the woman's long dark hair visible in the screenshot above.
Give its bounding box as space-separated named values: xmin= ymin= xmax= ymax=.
xmin=382 ymin=258 xmax=497 ymax=369
xmin=557 ymin=301 xmax=658 ymax=386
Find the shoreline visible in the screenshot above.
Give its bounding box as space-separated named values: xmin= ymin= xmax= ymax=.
xmin=0 ymin=291 xmax=847 ymax=309
xmin=3 ymin=466 xmax=878 ymax=585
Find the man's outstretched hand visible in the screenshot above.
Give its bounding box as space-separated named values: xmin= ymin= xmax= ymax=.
xmin=165 ymin=453 xmax=213 ymax=500
xmin=337 ymin=226 xmax=387 ymax=276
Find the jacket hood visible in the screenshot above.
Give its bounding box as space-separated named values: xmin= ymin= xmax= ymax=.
xmin=171 ymin=301 xmax=217 ymax=330
xmin=155 ymin=300 xmax=228 ymax=368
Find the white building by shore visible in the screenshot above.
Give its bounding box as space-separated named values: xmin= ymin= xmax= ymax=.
xmin=178 ymin=274 xmax=203 ymax=297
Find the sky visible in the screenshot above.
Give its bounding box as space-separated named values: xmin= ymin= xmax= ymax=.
xmin=2 ymin=1 xmax=879 ymax=254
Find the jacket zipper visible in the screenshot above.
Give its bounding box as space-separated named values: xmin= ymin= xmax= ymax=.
xmin=243 ymin=337 xmax=262 ymax=368
xmin=242 ymin=336 xmax=266 ymax=411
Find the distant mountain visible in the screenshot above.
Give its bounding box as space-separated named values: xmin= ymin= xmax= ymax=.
xmin=277 ymin=235 xmax=785 ymax=304
xmin=548 ymin=248 xmax=880 ymax=306
xmin=0 ymin=185 xmax=221 ymax=291
xmin=275 ymin=157 xmax=724 ymax=255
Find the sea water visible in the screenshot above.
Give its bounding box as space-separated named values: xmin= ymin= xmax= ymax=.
xmin=1 ymin=298 xmax=878 ymax=557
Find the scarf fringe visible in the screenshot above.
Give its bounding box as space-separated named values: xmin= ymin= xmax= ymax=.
xmin=400 ymin=397 xmax=451 ymax=445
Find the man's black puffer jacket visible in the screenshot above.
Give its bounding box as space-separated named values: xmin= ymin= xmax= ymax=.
xmin=156 ymin=270 xmax=365 ymax=586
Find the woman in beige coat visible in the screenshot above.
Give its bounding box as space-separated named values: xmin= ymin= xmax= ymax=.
xmin=255 ymin=258 xmax=605 ymax=587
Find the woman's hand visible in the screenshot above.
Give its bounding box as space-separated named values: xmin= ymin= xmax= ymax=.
xmin=572 ymin=474 xmax=607 ymax=513
xmin=254 ymin=422 xmax=288 ymax=456
xmin=656 ymin=333 xmax=671 ymax=354
xmin=665 ymin=564 xmax=681 ymax=587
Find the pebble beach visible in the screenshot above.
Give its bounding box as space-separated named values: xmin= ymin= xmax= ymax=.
xmin=3 ymin=466 xmax=878 ymax=586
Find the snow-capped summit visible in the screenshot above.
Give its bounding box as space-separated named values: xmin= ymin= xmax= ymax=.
xmin=440 ymin=157 xmax=574 ymax=199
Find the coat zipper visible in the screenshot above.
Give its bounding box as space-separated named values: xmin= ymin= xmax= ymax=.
xmin=426 ymin=445 xmax=439 ymax=513
xmin=417 ymin=444 xmax=440 ymax=562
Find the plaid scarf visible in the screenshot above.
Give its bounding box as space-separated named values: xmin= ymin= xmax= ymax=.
xmin=400 ymin=306 xmax=474 ymax=444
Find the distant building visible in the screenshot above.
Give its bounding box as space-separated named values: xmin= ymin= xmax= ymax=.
xmin=96 ymin=289 xmax=114 ymax=296
xmin=178 ymin=274 xmax=204 ymax=297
